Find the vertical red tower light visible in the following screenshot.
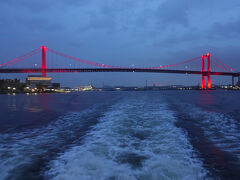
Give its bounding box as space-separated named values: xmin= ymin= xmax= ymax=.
xmin=207 ymin=53 xmax=211 ymax=89
xmin=202 ymin=55 xmax=206 ymax=89
xmin=41 ymin=46 xmax=47 ymax=77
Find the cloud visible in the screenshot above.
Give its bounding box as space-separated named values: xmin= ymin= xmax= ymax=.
xmin=1 ymin=0 xmax=240 ymax=86
xmin=210 ymin=17 xmax=240 ymax=39
xmin=156 ymin=0 xmax=189 ymax=27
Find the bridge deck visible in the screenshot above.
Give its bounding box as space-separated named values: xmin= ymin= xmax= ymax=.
xmin=0 ymin=68 xmax=239 ymax=76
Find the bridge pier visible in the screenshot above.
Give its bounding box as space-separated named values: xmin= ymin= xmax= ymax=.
xmin=202 ymin=55 xmax=206 ymax=89
xmin=202 ymin=53 xmax=211 ymax=89
xmin=207 ymin=53 xmax=211 ymax=89
xmin=41 ymin=46 xmax=47 ymax=77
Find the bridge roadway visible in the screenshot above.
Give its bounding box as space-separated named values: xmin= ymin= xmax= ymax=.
xmin=0 ymin=68 xmax=239 ymax=76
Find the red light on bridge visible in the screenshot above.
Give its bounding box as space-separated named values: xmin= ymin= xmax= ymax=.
xmin=206 ymin=53 xmax=210 ymax=57
xmin=41 ymin=46 xmax=47 ymax=77
xmin=207 ymin=80 xmax=211 ymax=89
xmin=41 ymin=46 xmax=47 ymax=50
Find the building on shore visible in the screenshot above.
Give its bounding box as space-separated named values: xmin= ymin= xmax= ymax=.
xmin=26 ymin=75 xmax=60 ymax=90
xmin=0 ymin=79 xmax=26 ymax=92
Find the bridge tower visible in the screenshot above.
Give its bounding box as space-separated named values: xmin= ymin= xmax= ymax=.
xmin=207 ymin=53 xmax=211 ymax=89
xmin=202 ymin=55 xmax=206 ymax=89
xmin=41 ymin=46 xmax=47 ymax=77
xmin=201 ymin=53 xmax=211 ymax=89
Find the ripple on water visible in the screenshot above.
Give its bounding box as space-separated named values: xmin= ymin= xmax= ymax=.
xmin=0 ymin=106 xmax=102 ymax=180
xmin=46 ymin=97 xmax=208 ymax=180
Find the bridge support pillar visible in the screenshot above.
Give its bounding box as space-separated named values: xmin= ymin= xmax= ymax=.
xmin=201 ymin=53 xmax=211 ymax=89
xmin=202 ymin=76 xmax=206 ymax=89
xmin=207 ymin=53 xmax=211 ymax=89
xmin=41 ymin=46 xmax=47 ymax=77
xmin=207 ymin=75 xmax=211 ymax=89
xmin=202 ymin=55 xmax=206 ymax=89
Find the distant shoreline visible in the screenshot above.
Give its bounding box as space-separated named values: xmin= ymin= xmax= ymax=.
xmin=2 ymin=88 xmax=240 ymax=95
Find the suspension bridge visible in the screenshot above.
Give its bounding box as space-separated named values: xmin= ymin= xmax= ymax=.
xmin=0 ymin=46 xmax=239 ymax=89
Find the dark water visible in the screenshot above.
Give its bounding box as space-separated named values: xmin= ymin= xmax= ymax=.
xmin=0 ymin=91 xmax=240 ymax=180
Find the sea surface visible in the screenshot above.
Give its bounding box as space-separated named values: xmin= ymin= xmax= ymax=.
xmin=0 ymin=91 xmax=240 ymax=180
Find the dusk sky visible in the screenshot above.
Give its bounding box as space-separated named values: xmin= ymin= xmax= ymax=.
xmin=1 ymin=0 xmax=240 ymax=87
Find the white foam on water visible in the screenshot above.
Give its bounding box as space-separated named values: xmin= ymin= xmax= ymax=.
xmin=46 ymin=96 xmax=208 ymax=180
xmin=0 ymin=107 xmax=99 ymax=180
xmin=182 ymin=103 xmax=240 ymax=160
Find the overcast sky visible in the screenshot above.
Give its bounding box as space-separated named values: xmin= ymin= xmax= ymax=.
xmin=0 ymin=0 xmax=240 ymax=87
